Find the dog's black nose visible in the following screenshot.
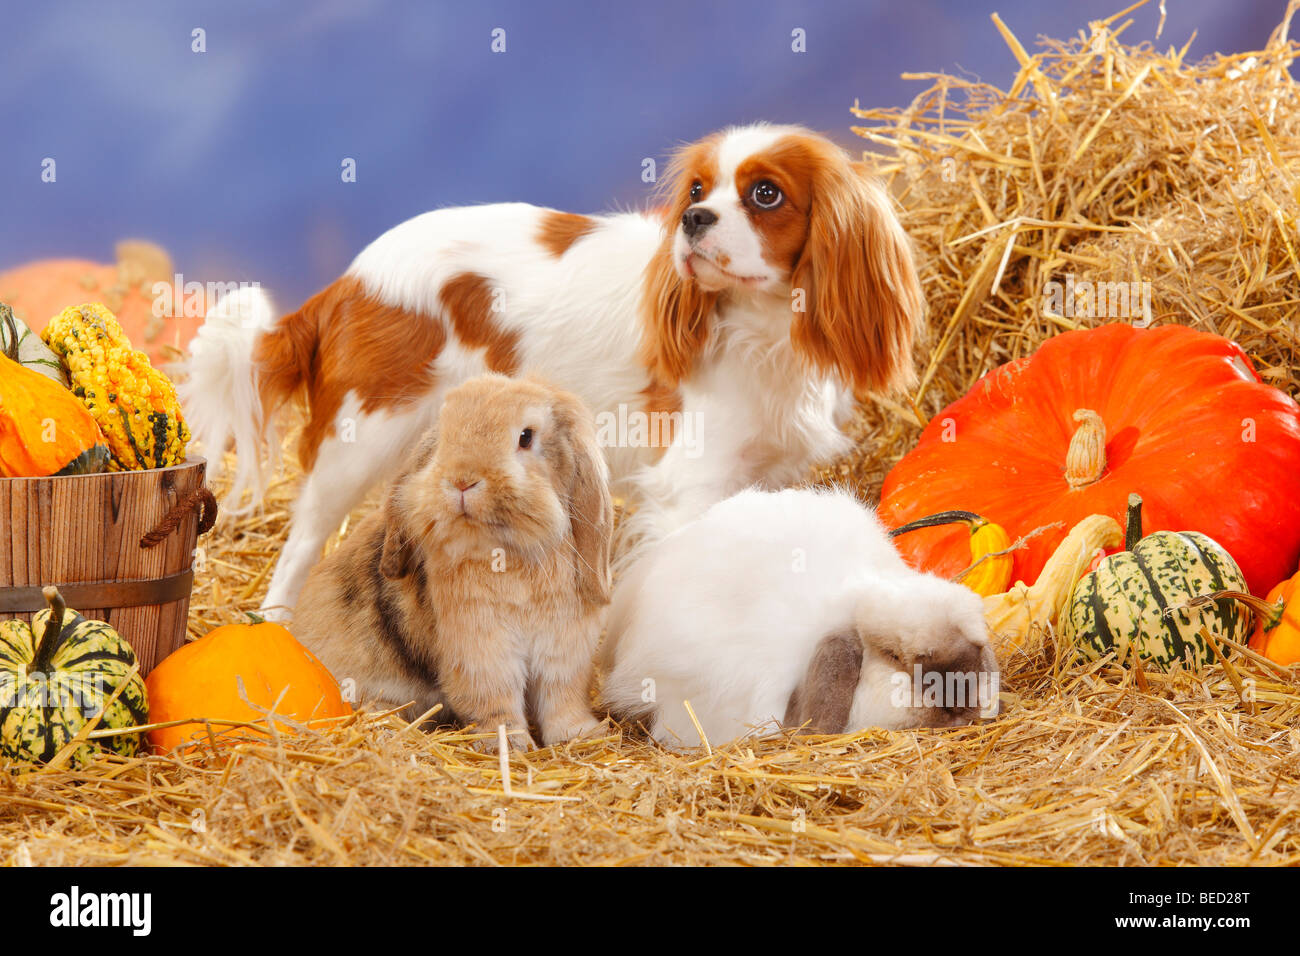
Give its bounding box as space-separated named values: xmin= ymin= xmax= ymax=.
xmin=681 ymin=206 xmax=718 ymax=238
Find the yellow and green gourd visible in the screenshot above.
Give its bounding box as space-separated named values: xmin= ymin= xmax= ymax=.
xmin=0 ymin=587 xmax=148 ymax=767
xmin=889 ymin=509 xmax=1014 ymax=597
xmin=1061 ymin=494 xmax=1252 ymax=669
xmin=41 ymin=303 xmax=190 ymax=471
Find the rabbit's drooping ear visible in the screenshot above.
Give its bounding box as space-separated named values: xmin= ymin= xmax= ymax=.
xmin=379 ymin=430 xmax=439 ymax=580
xmin=551 ymin=390 xmax=614 ymax=608
xmin=784 ymin=630 xmax=863 ymax=734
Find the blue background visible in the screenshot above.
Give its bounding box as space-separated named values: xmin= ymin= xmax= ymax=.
xmin=3 ymin=0 xmax=1286 ymax=306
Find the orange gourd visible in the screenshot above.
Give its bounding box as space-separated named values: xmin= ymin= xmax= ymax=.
xmin=1250 ymin=571 xmax=1300 ymax=665
xmin=144 ymin=616 xmax=352 ymax=754
xmin=0 ymin=241 xmax=206 ymax=366
xmin=1194 ymin=569 xmax=1300 ymax=666
xmin=0 ymin=351 xmax=110 ymax=477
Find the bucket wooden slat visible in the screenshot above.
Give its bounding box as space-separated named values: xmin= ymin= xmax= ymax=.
xmin=0 ymin=458 xmax=207 ymax=674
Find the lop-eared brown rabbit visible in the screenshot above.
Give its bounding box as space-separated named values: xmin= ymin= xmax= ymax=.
xmin=293 ymin=374 xmax=614 ymax=752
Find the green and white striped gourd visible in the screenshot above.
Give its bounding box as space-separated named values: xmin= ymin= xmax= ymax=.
xmin=0 ymin=587 xmax=148 ymax=768
xmin=1062 ymin=494 xmax=1251 ymax=670
xmin=0 ymin=303 xmax=68 ymax=384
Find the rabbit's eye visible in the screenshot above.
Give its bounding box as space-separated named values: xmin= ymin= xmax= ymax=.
xmin=518 ymin=427 xmax=534 ymax=450
xmin=879 ymin=647 xmax=905 ymax=668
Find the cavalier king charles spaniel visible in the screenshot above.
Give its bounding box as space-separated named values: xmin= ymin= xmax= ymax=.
xmin=183 ymin=123 xmax=924 ymax=618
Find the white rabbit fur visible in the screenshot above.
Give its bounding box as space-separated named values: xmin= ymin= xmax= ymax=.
xmin=600 ymin=487 xmax=999 ymax=747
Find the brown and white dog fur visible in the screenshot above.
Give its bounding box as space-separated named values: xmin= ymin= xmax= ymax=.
xmin=182 ymin=123 xmax=924 ymax=620
xmin=292 ymin=375 xmax=614 ymax=752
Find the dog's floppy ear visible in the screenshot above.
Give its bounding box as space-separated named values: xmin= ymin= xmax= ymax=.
xmin=551 ymin=389 xmax=614 ymax=608
xmin=784 ymin=630 xmax=863 ymax=734
xmin=640 ymin=136 xmax=721 ymax=387
xmin=379 ymin=429 xmax=439 ymax=580
xmin=790 ymin=154 xmax=923 ymax=399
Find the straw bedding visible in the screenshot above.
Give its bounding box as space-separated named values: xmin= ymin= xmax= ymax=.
xmin=3 ymin=0 xmax=1299 ymax=866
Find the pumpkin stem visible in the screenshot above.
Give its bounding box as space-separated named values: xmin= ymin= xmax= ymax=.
xmin=1188 ymin=589 xmax=1285 ymax=631
xmin=1064 ymin=409 xmax=1107 ymax=489
xmin=28 ymin=586 xmax=68 ymax=676
xmin=1124 ymin=493 xmax=1143 ymax=551
xmin=0 ymin=304 xmax=19 ymax=363
xmin=244 ymin=611 xmax=266 ymax=625
xmin=889 ymin=510 xmax=984 ymax=538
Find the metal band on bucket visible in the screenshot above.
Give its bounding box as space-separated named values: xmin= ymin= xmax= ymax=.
xmin=0 ymin=570 xmax=195 ymax=614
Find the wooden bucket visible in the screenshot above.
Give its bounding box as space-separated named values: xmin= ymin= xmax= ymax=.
xmin=0 ymin=458 xmax=215 ymax=675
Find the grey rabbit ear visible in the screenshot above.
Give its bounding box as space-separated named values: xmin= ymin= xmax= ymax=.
xmin=380 ymin=430 xmax=439 ymax=580
xmin=551 ymin=389 xmax=614 ymax=607
xmin=784 ymin=630 xmax=863 ymax=734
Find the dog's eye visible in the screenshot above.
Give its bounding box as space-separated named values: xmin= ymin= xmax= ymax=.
xmin=518 ymin=427 xmax=534 ymax=450
xmin=689 ymin=181 xmax=704 ymax=203
xmin=751 ymin=181 xmax=783 ymax=209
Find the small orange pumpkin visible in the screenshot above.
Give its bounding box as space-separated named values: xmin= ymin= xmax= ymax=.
xmin=1251 ymin=571 xmax=1300 ymax=665
xmin=0 ymin=241 xmax=206 ymax=366
xmin=0 ymin=351 xmax=110 ymax=477
xmin=1189 ymin=568 xmax=1300 ymax=666
xmin=144 ymin=616 xmax=352 ymax=754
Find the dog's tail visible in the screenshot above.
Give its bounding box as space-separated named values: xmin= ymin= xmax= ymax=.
xmin=180 ymin=284 xmax=319 ymax=514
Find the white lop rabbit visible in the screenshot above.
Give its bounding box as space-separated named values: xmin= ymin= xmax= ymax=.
xmin=600 ymin=487 xmax=999 ymax=747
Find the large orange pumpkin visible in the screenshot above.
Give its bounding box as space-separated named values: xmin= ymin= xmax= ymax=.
xmin=879 ymin=324 xmax=1300 ymax=598
xmin=144 ymin=618 xmax=352 ymax=754
xmin=0 ymin=241 xmax=206 ymax=366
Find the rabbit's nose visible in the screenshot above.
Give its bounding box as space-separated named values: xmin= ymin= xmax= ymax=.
xmin=453 ymin=479 xmax=481 ymax=492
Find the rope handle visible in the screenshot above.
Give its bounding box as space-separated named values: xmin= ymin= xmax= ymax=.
xmin=139 ymin=487 xmax=218 ymax=549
